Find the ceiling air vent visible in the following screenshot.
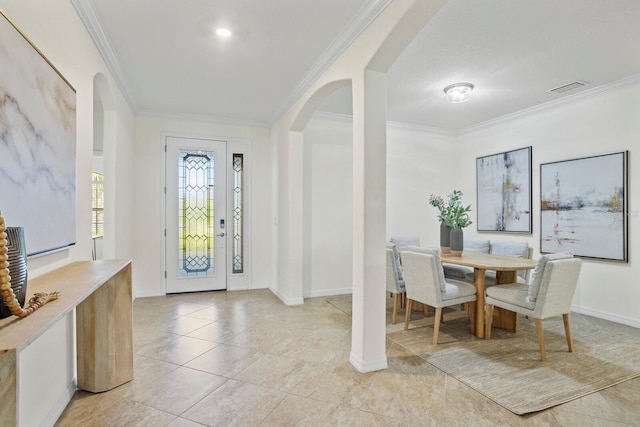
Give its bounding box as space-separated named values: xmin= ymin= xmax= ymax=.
xmin=548 ymin=81 xmax=588 ymax=94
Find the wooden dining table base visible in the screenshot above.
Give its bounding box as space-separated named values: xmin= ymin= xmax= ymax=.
xmin=440 ymin=252 xmax=536 ymax=339
xmin=470 ymin=269 xmax=519 ymax=338
xmin=488 ymin=270 xmax=519 ymax=332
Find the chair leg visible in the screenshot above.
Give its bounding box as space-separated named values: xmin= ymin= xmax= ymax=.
xmin=535 ymin=318 xmax=547 ymax=361
xmin=404 ymin=299 xmax=413 ymax=331
xmin=563 ymin=313 xmax=574 ymax=353
xmin=485 ymin=304 xmax=494 ymax=339
xmin=468 ymin=302 xmax=476 ymax=334
xmin=433 ymin=307 xmax=443 ymax=345
xmin=391 ymin=293 xmax=399 ymax=325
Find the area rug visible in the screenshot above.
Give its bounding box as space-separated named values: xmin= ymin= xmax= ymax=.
xmin=387 ymin=310 xmax=640 ymax=415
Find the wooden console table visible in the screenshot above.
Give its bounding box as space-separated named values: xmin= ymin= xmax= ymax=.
xmin=0 ymin=260 xmax=133 ymax=426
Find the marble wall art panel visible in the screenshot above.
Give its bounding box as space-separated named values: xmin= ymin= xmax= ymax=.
xmin=476 ymin=146 xmax=532 ymax=233
xmin=540 ymin=151 xmax=627 ymax=262
xmin=0 ymin=10 xmax=76 ymax=256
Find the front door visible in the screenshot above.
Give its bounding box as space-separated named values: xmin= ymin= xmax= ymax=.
xmin=166 ymin=136 xmax=227 ymax=293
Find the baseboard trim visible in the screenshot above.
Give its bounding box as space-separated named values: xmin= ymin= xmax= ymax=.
xmin=349 ymin=351 xmax=388 ymax=373
xmin=42 ymin=379 xmax=76 ymax=427
xmin=303 ymin=288 xmax=352 ymax=298
xmin=571 ymin=304 xmax=640 ymax=328
xmin=269 ymin=286 xmax=304 ymax=306
xmin=134 ymin=290 xmax=165 ymax=298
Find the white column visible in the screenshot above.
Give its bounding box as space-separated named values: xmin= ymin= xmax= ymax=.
xmin=275 ymin=131 xmax=305 ymax=305
xmin=350 ymin=69 xmax=388 ymax=372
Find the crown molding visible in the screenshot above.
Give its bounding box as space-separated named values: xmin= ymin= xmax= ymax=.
xmin=459 ymin=73 xmax=640 ymax=135
xmin=71 ymin=0 xmax=138 ymax=113
xmin=137 ymin=110 xmax=269 ymax=129
xmin=267 ymin=0 xmax=393 ymax=126
xmin=314 ymin=73 xmax=640 ymax=137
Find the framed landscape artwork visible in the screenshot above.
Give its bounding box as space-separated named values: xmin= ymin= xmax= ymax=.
xmin=0 ymin=10 xmax=76 ymax=256
xmin=540 ymin=151 xmax=628 ymax=262
xmin=476 ymin=146 xmax=532 ymax=233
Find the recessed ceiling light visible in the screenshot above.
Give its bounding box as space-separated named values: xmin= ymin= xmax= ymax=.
xmin=215 ymin=28 xmax=232 ymax=38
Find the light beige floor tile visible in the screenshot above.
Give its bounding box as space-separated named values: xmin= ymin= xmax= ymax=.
xmin=182 ymin=379 xmax=286 ymax=426
xmin=359 ymin=356 xmax=446 ymax=424
xmin=56 ymin=387 xmax=177 ymax=427
xmin=441 ymin=375 xmax=529 ymax=426
xmin=547 ymin=376 xmax=640 ymax=425
xmin=232 ymin=353 xmax=306 ymax=389
xmin=185 ymin=319 xmax=248 ymax=343
xmin=259 ymin=394 xmax=340 ymax=426
xmin=184 ymin=304 xmax=247 ymax=323
xmin=55 ymin=292 xmax=640 ymax=426
xmin=262 ymin=394 xmax=422 ymax=427
xmin=304 ymin=362 xmax=376 ymax=408
xmin=138 ymin=334 xmax=219 ymax=365
xmin=166 ymin=316 xmax=214 ymax=335
xmin=166 ymin=301 xmax=215 ymax=316
xmin=184 ymin=343 xmax=263 ymax=377
xmin=166 ymin=418 xmax=207 ymax=427
xmin=125 ymin=366 xmax=227 ymax=415
xmin=131 ymin=354 xmax=180 ymax=386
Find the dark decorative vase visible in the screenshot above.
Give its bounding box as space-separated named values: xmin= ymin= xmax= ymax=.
xmin=450 ymin=227 xmax=464 ymax=257
xmin=440 ymin=222 xmax=452 ymax=254
xmin=1 ymin=227 xmax=28 ymax=318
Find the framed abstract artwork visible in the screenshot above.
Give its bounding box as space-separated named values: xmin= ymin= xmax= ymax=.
xmin=0 ymin=10 xmax=76 ymax=256
xmin=476 ymin=146 xmax=532 ymax=233
xmin=540 ymin=151 xmax=628 ymax=262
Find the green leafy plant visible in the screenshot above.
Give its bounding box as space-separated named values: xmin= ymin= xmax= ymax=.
xmin=428 ymin=193 xmax=448 ymax=223
xmin=428 ymin=190 xmax=473 ymax=228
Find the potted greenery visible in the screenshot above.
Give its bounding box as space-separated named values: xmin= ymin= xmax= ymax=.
xmin=429 ymin=190 xmax=472 ymax=256
xmin=428 ymin=193 xmax=452 ymax=253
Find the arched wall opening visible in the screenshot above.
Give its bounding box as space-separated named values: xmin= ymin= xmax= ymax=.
xmin=287 ymin=79 xmax=355 ymax=300
xmin=279 ymin=0 xmax=449 ymax=372
xmin=300 ymin=84 xmax=354 ymax=298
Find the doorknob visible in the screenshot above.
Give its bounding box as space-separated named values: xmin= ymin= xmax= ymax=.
xmin=216 ymin=232 xmax=225 ymax=237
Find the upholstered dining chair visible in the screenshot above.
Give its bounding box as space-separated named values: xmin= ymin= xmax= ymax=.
xmin=386 ymin=246 xmax=406 ymax=324
xmin=485 ymin=253 xmax=582 ymax=361
xmin=401 ymin=249 xmax=477 ymax=345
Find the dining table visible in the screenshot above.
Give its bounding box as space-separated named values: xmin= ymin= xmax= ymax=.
xmin=440 ymin=251 xmax=537 ymax=338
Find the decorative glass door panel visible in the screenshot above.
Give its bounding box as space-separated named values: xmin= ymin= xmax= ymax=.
xmin=166 ymin=137 xmax=226 ymax=293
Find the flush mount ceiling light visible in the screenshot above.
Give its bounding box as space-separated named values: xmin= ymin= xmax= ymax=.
xmin=443 ymin=82 xmax=474 ymax=103
xmin=215 ymin=28 xmax=232 ymax=38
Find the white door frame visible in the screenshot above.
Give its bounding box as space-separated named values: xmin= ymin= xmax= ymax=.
xmin=163 ymin=134 xmax=252 ymax=294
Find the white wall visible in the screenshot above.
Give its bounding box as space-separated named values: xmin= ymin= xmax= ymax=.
xmin=304 ymin=80 xmax=640 ymax=328
xmin=2 ymin=1 xmax=135 ymax=275
xmin=387 ymin=123 xmax=457 ymax=245
xmin=299 ymin=115 xmax=458 ymax=296
xmin=303 ymin=115 xmax=353 ymax=297
xmin=454 ymin=81 xmax=640 ymax=327
xmin=1 ymin=1 xmax=135 ymax=425
xmin=132 ymin=117 xmax=272 ymax=297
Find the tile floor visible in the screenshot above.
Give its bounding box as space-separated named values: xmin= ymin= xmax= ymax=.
xmin=56 ymin=290 xmax=640 ymax=426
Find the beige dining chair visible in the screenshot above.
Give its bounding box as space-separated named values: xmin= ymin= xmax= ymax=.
xmin=401 ymin=249 xmax=476 ymax=345
xmin=485 ymin=253 xmax=582 ymax=361
xmin=386 ymin=246 xmax=406 ymax=325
